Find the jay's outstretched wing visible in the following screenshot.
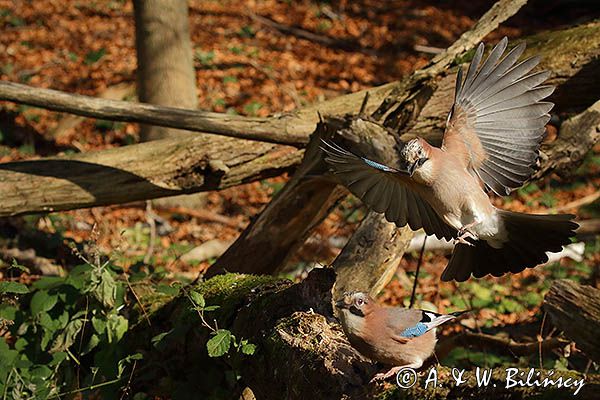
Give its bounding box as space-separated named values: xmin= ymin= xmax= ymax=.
xmin=442 ymin=37 xmax=554 ymax=196
xmin=320 ymin=139 xmax=456 ymax=240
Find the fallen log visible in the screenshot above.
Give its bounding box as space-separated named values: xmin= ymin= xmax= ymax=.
xmin=0 ymin=135 xmax=302 ymax=216
xmin=543 ymin=279 xmax=600 ymax=363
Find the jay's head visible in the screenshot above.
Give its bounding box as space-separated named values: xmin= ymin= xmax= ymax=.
xmin=335 ymin=291 xmax=374 ymax=318
xmin=400 ymin=138 xmax=431 ymax=177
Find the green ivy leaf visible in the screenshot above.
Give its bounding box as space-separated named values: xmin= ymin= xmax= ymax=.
xmin=30 ymin=290 xmax=58 ymax=315
xmin=49 ymin=351 xmax=67 ymax=367
xmin=0 ymin=304 xmax=17 ymax=321
xmin=0 ymin=281 xmax=29 ymax=294
xmin=151 ymin=329 xmax=173 ymax=348
xmin=81 ymin=334 xmax=100 ymax=355
xmin=32 ymin=276 xmax=64 ymax=290
xmin=30 ymin=365 xmax=52 ymax=379
xmin=92 ymin=315 xmax=107 ymax=335
xmin=206 ymin=329 xmax=232 ymax=357
xmin=156 ymin=284 xmax=180 ymax=296
xmin=117 ymin=353 xmax=143 ymax=378
xmin=189 ymin=291 xmax=205 ymax=308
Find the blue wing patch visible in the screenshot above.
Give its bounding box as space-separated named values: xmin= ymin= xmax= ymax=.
xmin=361 ymin=157 xmax=396 ymax=172
xmin=399 ymin=322 xmax=429 ymax=338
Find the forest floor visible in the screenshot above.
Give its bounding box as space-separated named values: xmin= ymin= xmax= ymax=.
xmin=0 ymin=0 xmax=599 ymax=375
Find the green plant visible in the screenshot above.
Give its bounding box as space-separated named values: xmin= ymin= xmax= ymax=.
xmin=84 ymin=48 xmax=106 ymax=65
xmin=0 ymin=253 xmax=141 ymax=399
xmin=238 ymin=26 xmax=255 ymax=38
xmin=195 ymin=50 xmax=215 ymax=66
xmin=181 ymin=290 xmax=254 ymax=357
xmin=243 ymin=101 xmax=263 ymax=116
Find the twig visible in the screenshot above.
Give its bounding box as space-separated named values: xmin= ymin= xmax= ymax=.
xmin=161 ymin=207 xmax=245 ymax=229
xmin=456 ymin=331 xmax=569 ymax=356
xmin=143 ymin=201 xmax=156 ymax=265
xmin=539 ymin=312 xmax=547 ymax=370
xmin=418 ymin=0 xmax=528 ymax=79
xmin=413 ymin=44 xmax=444 ymax=55
xmin=550 ymin=191 xmax=600 ymax=213
xmin=125 ymin=274 xmax=151 ymax=327
xmin=409 ymin=236 xmax=427 ymax=308
xmin=247 ymin=12 xmax=377 ymax=56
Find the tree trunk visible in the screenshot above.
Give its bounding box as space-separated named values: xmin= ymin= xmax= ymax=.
xmin=134 ymin=0 xmax=198 ymax=141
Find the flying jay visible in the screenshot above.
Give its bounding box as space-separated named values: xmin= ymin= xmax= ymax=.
xmin=335 ymin=291 xmax=461 ymax=381
xmin=321 ymin=37 xmax=578 ymax=282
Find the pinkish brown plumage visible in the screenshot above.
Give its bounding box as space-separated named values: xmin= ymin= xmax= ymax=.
xmin=335 ymin=292 xmax=460 ymax=381
xmin=321 ymin=37 xmax=578 ymax=281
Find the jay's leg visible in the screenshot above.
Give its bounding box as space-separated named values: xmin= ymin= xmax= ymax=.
xmin=370 ymin=360 xmax=423 ymax=382
xmin=454 ymin=220 xmax=479 ymax=246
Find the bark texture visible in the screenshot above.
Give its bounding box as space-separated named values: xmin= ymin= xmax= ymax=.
xmin=543 ymin=279 xmax=600 ymax=363
xmin=534 ymin=99 xmax=600 ymax=180
xmin=134 ymin=0 xmax=198 ymax=140
xmin=0 ymin=136 xmax=301 ymax=216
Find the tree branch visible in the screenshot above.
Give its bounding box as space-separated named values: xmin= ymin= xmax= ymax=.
xmin=0 ymin=81 xmax=306 ymax=146
xmin=417 ymin=0 xmax=528 ymax=79
xmin=0 ymin=135 xmax=302 ymax=216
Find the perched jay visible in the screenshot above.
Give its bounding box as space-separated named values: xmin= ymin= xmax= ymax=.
xmin=335 ymin=291 xmax=460 ymax=381
xmin=321 ymin=37 xmax=578 ymax=281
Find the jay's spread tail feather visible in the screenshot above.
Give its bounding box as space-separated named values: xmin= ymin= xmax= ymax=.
xmin=442 ymin=211 xmax=578 ymax=281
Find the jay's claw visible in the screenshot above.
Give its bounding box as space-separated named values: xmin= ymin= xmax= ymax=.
xmin=454 ymin=224 xmax=478 ymax=246
xmin=370 ymin=366 xmax=404 ymax=383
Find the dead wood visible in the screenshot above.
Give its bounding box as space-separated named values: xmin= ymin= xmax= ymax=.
xmin=543 ymin=279 xmax=600 ymax=363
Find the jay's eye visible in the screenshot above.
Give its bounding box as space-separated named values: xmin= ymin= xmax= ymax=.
xmin=356 ymin=298 xmax=364 ymax=306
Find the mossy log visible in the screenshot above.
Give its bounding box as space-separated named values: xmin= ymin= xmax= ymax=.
xmin=126 ymin=269 xmax=600 ymax=399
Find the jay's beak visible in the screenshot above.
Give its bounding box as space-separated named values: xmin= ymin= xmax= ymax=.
xmin=401 ymin=157 xmax=428 ymax=177
xmin=395 ymin=161 xmax=413 ymax=176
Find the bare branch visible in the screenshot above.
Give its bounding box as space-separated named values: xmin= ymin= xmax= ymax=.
xmin=0 ymin=81 xmax=306 ymax=146
xmin=418 ymin=0 xmax=528 ymax=78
